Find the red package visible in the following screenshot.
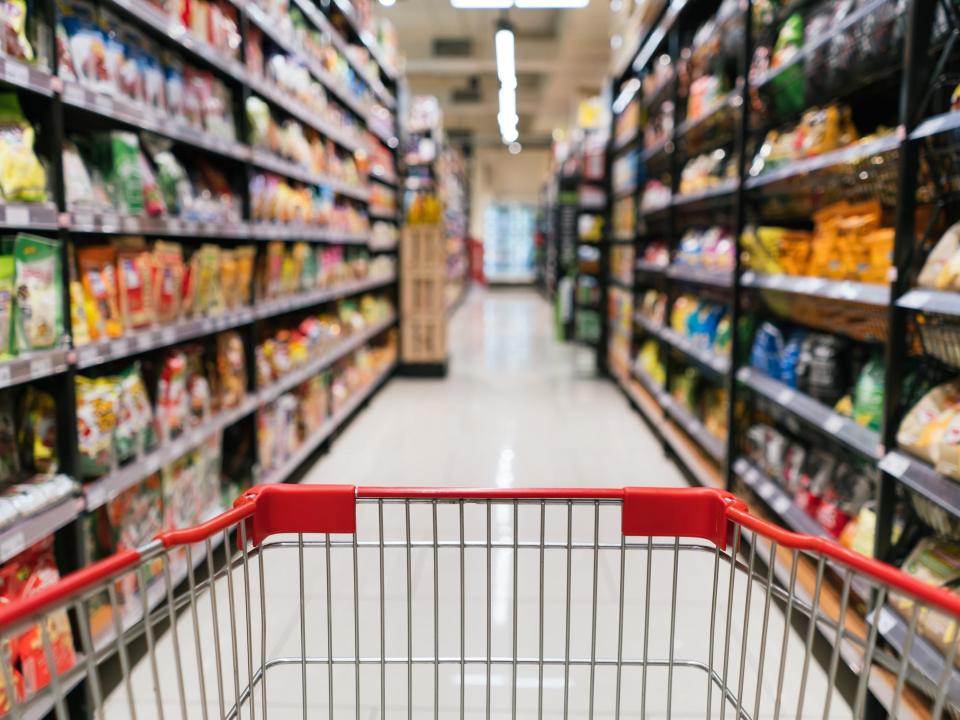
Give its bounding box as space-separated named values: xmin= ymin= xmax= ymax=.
xmin=814 ymin=494 xmax=852 ymax=538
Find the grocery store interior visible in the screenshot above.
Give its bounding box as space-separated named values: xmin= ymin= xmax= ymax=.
xmin=1 ymin=0 xmax=960 ymax=716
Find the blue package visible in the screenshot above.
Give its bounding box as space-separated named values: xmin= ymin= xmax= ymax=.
xmin=779 ymin=330 xmax=807 ymax=387
xmin=749 ymin=322 xmax=785 ymax=378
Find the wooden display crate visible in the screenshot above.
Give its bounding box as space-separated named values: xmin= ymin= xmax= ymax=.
xmin=401 ymin=224 xmax=447 ymax=272
xmin=401 ymin=313 xmax=446 ymax=363
xmin=402 ymin=273 xmax=445 ymax=315
xmin=400 ymin=224 xmax=448 ymax=368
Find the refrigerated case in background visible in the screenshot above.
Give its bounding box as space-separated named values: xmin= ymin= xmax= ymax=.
xmin=484 ymin=203 xmax=537 ymax=284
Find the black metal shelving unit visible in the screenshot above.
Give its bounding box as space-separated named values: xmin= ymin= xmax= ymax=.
xmin=0 ymin=0 xmax=403 ymax=713
xmin=605 ymin=0 xmax=960 ymax=713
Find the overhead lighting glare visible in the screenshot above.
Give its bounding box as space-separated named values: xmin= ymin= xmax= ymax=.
xmin=502 ymin=126 xmax=519 ymax=143
xmin=450 ymin=0 xmax=512 ymax=7
xmin=612 ymin=77 xmax=640 ymax=114
xmin=514 ymin=0 xmax=588 ymax=6
xmin=378 ymin=0 xmax=395 ymax=5
xmin=495 ymin=19 xmax=519 ymax=146
xmin=508 ymin=142 xmax=522 ymax=154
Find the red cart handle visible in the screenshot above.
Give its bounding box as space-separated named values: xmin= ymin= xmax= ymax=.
xmin=0 ymin=485 xmax=958 ymax=633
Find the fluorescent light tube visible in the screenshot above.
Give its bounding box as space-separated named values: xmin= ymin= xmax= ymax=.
xmin=495 ymin=26 xmax=515 ymax=85
xmin=450 ymin=0 xmax=512 ymax=7
xmin=515 ymin=0 xmax=589 ymax=6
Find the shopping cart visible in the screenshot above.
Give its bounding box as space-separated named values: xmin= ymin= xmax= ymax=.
xmin=0 ymin=485 xmax=958 ymax=720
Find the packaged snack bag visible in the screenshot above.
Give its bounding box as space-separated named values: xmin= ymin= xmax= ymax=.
xmin=898 ymin=380 xmax=960 ymax=465
xmin=918 ymin=221 xmax=960 ymax=290
xmin=102 ymin=473 xmax=163 ymax=602
xmin=0 ymin=255 xmax=13 ymax=355
xmin=106 ymin=132 xmax=143 ymax=215
xmin=19 ymin=387 xmax=56 ymax=474
xmin=0 ymin=93 xmax=46 ymax=202
xmin=75 ymin=375 xmax=117 ymax=476
xmin=62 ymin=141 xmax=97 ymax=209
xmin=217 ymin=331 xmax=245 ymax=410
xmin=157 ymin=351 xmax=188 ymax=440
xmin=151 ymin=241 xmax=184 ymax=323
xmin=851 ymin=354 xmax=884 ymax=431
xmin=77 ymin=244 xmax=122 ymax=339
xmin=13 ymin=234 xmax=62 ymax=352
xmin=114 ymin=363 xmax=153 ymax=461
xmin=115 ymin=240 xmax=153 ymax=329
xmin=0 ymin=390 xmax=18 ymax=485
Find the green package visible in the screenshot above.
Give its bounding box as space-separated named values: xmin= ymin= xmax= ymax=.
xmin=0 ymin=256 xmax=13 ymax=357
xmin=852 ymin=354 xmax=885 ymax=431
xmin=771 ymin=14 xmax=806 ymax=116
xmin=110 ymin=132 xmax=144 ymax=214
xmin=13 ymin=233 xmax=62 ymax=352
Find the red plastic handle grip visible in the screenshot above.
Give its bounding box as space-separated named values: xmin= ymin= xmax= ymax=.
xmin=233 ymin=484 xmax=356 ymax=545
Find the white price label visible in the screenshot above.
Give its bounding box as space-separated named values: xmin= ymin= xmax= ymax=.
xmin=879 ymin=453 xmax=911 ymax=479
xmin=4 ymin=205 xmax=29 ymax=227
xmin=101 ymin=213 xmax=118 ymax=229
xmin=767 ymin=275 xmax=784 ymax=288
xmin=94 ymin=93 xmax=113 ymax=112
xmin=3 ymin=61 xmax=28 ymax=86
xmin=85 ymin=485 xmax=106 ymax=509
xmin=875 ymin=606 xmax=897 ymax=635
xmin=0 ymin=531 xmax=25 ymax=561
xmin=111 ymin=339 xmax=129 ymax=357
xmin=757 ymin=482 xmax=775 ymax=500
xmin=144 ymin=453 xmax=161 ymax=475
xmin=73 ymin=211 xmax=93 ymax=228
xmin=77 ymin=346 xmax=98 ymax=366
xmin=63 ymin=84 xmax=84 ymax=105
xmin=135 ymin=333 xmax=153 ymax=351
xmin=824 ymin=414 xmax=845 ymax=435
xmin=29 ymin=356 xmax=52 ymax=377
xmin=0 ymin=365 xmax=10 ymax=386
xmin=907 ymin=290 xmax=931 ymax=308
xmin=122 ymin=216 xmax=139 ymax=232
xmin=776 ymin=388 xmax=794 ymax=405
xmin=158 ymin=327 xmax=175 ymax=346
xmin=771 ymin=496 xmax=792 ymax=516
xmin=743 ymin=469 xmax=758 ymax=486
xmin=167 ymin=218 xmax=181 ymax=232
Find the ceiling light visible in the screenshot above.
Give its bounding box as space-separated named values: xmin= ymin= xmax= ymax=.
xmin=508 ymin=142 xmax=522 ymax=154
xmin=612 ymin=77 xmax=640 ymax=113
xmin=495 ymin=24 xmax=516 ymax=86
xmin=502 ymin=127 xmax=519 ymax=143
xmin=450 ymin=0 xmax=512 ymax=7
xmin=378 ymin=0 xmax=395 ymax=5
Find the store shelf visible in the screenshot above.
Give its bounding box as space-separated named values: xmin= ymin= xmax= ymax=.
xmin=258 ymin=360 xmax=396 ymax=485
xmin=635 ymin=260 xmax=667 ymax=275
xmin=871 ymin=604 xmax=960 ymax=707
xmin=911 ymin=110 xmax=960 ymax=141
xmin=0 ymin=202 xmax=58 ymax=230
xmin=639 ymin=136 xmax=671 ymax=164
xmin=751 ymin=0 xmax=892 ymax=92
xmin=83 ymin=396 xmax=260 ymax=512
xmin=639 ymin=200 xmax=672 ymax=219
xmin=613 ymin=184 xmax=638 ymax=200
xmin=661 ymin=393 xmax=726 ymax=463
xmin=670 ymin=180 xmax=737 ymax=208
xmin=104 ymin=0 xmax=247 ymax=82
xmin=66 ymin=210 xmax=250 ymax=237
xmin=879 ymin=450 xmax=960 ymax=519
xmin=257 ymin=314 xmax=396 ymax=405
xmin=61 ymin=81 xmax=252 ymax=162
xmin=612 ymin=132 xmax=640 ymax=154
xmin=249 ymin=222 xmax=369 ymax=243
xmin=898 ymin=287 xmax=960 ymax=316
xmin=633 ymin=0 xmax=686 ymax=73
xmin=75 ymin=308 xmax=257 ymax=370
xmin=369 ymin=209 xmax=398 ymax=222
xmin=742 ymin=271 xmax=890 ymax=306
xmin=734 ymin=458 xmax=829 ymax=537
xmin=250 ymin=149 xmax=368 ymax=200
xmin=370 ymin=168 xmax=399 ymax=186
xmin=659 ymin=326 xmax=730 ymax=378
xmin=665 ymin=264 xmax=733 ymax=288
xmin=743 ymin=133 xmax=900 ymax=191
xmin=253 ymin=274 xmax=397 ymax=319
xmin=609 ymin=277 xmax=634 ymax=291
xmin=0 ymin=349 xmax=71 ymax=390
xmin=0 ymin=57 xmax=55 ymax=96
xmin=245 ymin=73 xmax=363 ymax=154
xmin=674 ymin=90 xmax=738 ymax=139
xmin=0 ymin=497 xmax=84 ymax=565
xmin=737 ymin=367 xmax=882 ymax=460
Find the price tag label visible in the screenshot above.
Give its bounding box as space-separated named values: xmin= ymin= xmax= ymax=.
xmin=776 ymin=388 xmax=794 ymax=405
xmin=85 ymin=484 xmax=106 ymax=510
xmin=144 ymin=453 xmax=161 ymax=476
xmin=757 ymin=482 xmax=775 ymax=500
xmin=824 ymin=414 xmax=845 ymax=435
xmin=0 ymin=365 xmax=10 ymax=387
xmin=135 ymin=333 xmax=153 ymax=351
xmin=63 ymin=83 xmax=84 ymax=105
xmin=167 ymin=218 xmax=181 ymax=233
xmin=73 ymin=211 xmax=93 ymax=228
xmin=767 ymin=275 xmax=784 ymax=288
xmin=875 ymin=606 xmax=897 ymax=635
xmin=4 ymin=205 xmax=29 ymax=227
xmin=161 ymin=327 xmax=176 ymax=345
xmin=122 ymin=216 xmax=139 ymax=232
xmin=907 ymin=290 xmax=931 ymax=309
xmin=0 ymin=531 xmax=25 ymax=561
xmin=4 ymin=61 xmax=28 ymax=86
xmin=111 ymin=339 xmax=129 ymax=357
xmin=743 ymin=468 xmax=758 ymax=486
xmin=77 ymin=346 xmax=98 ymax=367
xmin=879 ymin=453 xmax=911 ymax=479
xmin=30 ymin=356 xmax=52 ymax=377
xmin=94 ymin=93 xmax=113 ymax=112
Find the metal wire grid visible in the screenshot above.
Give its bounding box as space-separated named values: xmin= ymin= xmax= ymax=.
xmin=2 ymin=497 xmax=958 ymax=719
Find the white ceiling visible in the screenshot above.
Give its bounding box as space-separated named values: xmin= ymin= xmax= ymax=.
xmin=378 ymin=1 xmax=612 ymax=148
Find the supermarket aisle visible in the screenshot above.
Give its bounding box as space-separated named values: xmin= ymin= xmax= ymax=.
xmin=103 ymin=288 xmax=851 ymax=719
xmin=302 ymin=286 xmax=686 ymax=489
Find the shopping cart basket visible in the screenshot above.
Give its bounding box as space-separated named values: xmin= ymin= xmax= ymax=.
xmin=0 ymin=485 xmax=959 ymax=720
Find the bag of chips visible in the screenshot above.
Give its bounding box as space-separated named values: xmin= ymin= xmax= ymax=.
xmin=13 ymin=234 xmax=62 ymax=352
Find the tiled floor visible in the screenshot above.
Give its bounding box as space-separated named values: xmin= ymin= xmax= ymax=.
xmin=102 ymin=288 xmax=852 ymax=718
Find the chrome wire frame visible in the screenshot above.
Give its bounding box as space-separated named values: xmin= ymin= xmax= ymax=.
xmin=1 ymin=498 xmax=957 ymax=719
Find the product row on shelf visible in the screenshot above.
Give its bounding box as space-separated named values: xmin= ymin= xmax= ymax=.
xmin=0 ymin=0 xmax=403 ymax=710
xmin=602 ymin=0 xmax=960 ymax=713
